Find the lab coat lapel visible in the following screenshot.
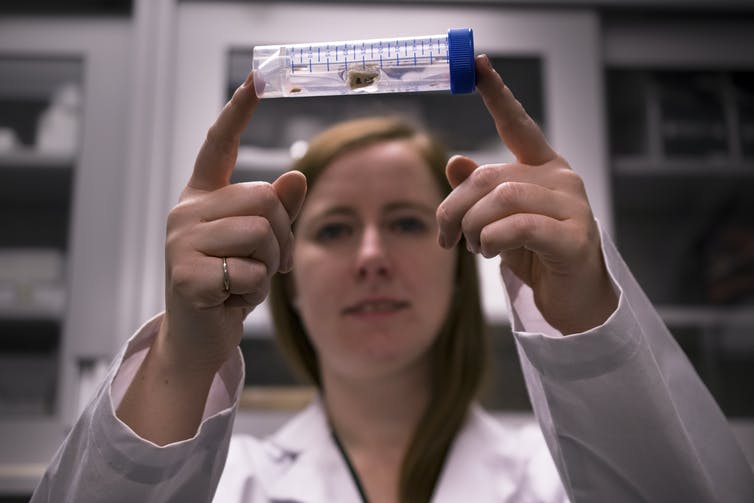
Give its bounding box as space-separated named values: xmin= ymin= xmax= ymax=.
xmin=432 ymin=405 xmax=523 ymax=502
xmin=261 ymin=400 xmax=534 ymax=502
xmin=263 ymin=398 xmax=363 ymax=503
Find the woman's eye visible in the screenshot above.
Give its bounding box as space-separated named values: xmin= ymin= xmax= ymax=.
xmin=391 ymin=216 xmax=428 ymax=234
xmin=314 ymin=222 xmax=352 ymax=242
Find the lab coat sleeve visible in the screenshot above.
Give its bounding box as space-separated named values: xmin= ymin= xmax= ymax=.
xmin=503 ymin=224 xmax=754 ymax=503
xmin=30 ymin=314 xmax=245 ymax=503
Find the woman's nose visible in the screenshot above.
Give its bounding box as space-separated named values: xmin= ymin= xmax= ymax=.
xmin=355 ymin=226 xmax=390 ymax=280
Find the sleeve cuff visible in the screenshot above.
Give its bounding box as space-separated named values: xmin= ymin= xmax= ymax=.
xmin=110 ymin=313 xmax=244 ymax=422
xmin=87 ymin=313 xmax=245 ymax=483
xmin=502 ymin=223 xmax=643 ymax=381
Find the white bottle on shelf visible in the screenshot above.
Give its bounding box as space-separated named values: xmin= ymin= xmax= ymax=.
xmin=35 ymin=82 xmax=82 ymax=156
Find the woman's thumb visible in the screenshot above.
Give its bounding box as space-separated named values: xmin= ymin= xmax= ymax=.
xmin=445 ymin=155 xmax=478 ymax=189
xmin=272 ymin=170 xmax=307 ymax=220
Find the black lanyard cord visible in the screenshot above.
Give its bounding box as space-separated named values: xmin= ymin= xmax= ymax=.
xmin=331 ymin=428 xmax=370 ymax=503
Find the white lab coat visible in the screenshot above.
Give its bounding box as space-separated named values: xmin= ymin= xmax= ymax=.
xmin=31 ymin=228 xmax=754 ymax=502
xmin=213 ymin=400 xmax=565 ymax=502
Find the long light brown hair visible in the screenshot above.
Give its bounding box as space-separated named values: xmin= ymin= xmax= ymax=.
xmin=269 ymin=116 xmax=486 ymax=503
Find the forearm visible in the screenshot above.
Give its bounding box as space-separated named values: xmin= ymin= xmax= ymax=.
xmin=116 ymin=317 xmax=229 ymax=445
xmin=116 ymin=343 xmax=215 ymax=445
xmin=537 ymin=262 xmax=618 ymax=335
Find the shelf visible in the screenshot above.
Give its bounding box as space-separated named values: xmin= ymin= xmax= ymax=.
xmin=0 ymin=318 xmax=59 ymax=351
xmin=0 ymin=1 xmax=131 ymax=16
xmin=613 ymin=157 xmax=754 ymax=177
xmin=0 ymin=292 xmax=65 ymax=320
xmin=0 ymin=148 xmax=75 ymax=169
xmin=240 ymin=386 xmax=316 ymax=411
xmin=657 ymin=305 xmax=754 ymax=327
xmin=0 ymin=306 xmax=64 ymax=322
xmin=607 ymin=61 xmax=754 ymax=300
xmin=0 ymin=319 xmax=60 ymax=417
xmin=0 ymin=252 xmax=66 ymax=320
xmin=0 ymin=166 xmax=73 ymax=207
xmin=0 ymin=166 xmax=73 ymax=248
xmin=607 ymin=68 xmax=754 ymax=163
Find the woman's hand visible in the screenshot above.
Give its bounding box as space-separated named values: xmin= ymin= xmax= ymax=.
xmin=436 ymin=55 xmax=617 ymax=334
xmin=162 ymin=72 xmax=307 ymax=371
xmin=117 ymin=72 xmax=306 ymax=445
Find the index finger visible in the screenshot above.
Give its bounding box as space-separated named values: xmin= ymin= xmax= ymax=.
xmin=475 ymin=54 xmax=558 ymax=166
xmin=189 ymin=71 xmax=261 ymax=192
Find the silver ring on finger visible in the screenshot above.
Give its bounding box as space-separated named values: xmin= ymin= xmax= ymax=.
xmin=222 ymin=257 xmax=230 ymax=293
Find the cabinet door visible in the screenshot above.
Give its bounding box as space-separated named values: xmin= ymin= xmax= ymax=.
xmin=0 ymin=18 xmax=130 ymax=493
xmin=0 ymin=55 xmax=81 ymax=419
xmin=604 ymin=19 xmax=754 ymax=418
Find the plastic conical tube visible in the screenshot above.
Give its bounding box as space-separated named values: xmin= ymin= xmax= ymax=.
xmin=252 ymin=28 xmax=475 ymax=98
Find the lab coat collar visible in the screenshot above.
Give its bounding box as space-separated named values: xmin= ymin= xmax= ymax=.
xmin=261 ymin=398 xmax=525 ymax=502
xmin=267 ymin=396 xmax=330 ymax=454
xmin=263 ymin=397 xmax=363 ymax=502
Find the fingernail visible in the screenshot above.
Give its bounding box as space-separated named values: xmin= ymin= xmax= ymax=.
xmin=282 ymin=238 xmax=295 ymax=272
xmin=466 ymin=239 xmax=482 ymax=254
xmin=287 ymin=232 xmax=295 ymax=270
xmin=285 ymin=253 xmax=294 ymax=272
xmin=476 ymin=54 xmax=497 ymax=77
xmin=243 ymin=69 xmax=254 ymax=87
xmin=279 ymin=249 xmax=290 ymax=273
xmin=252 ymin=70 xmax=265 ymax=98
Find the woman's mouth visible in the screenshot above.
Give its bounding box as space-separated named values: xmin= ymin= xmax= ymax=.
xmin=342 ymin=298 xmax=410 ymax=316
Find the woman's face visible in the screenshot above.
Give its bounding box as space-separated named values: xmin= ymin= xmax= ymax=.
xmin=291 ymin=139 xmax=456 ymax=382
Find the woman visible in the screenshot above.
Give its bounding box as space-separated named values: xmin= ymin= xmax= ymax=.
xmin=263 ymin=115 xmax=489 ymax=503
xmin=32 ymin=55 xmax=753 ymax=502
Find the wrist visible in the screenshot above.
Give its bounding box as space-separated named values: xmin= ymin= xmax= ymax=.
xmin=155 ymin=314 xmax=232 ymax=377
xmin=115 ymin=315 xmax=229 ymax=445
xmin=541 ymin=267 xmax=618 ymax=335
xmin=557 ymin=284 xmax=618 ymax=335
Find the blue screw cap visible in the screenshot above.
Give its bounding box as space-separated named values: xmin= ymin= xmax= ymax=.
xmin=447 ymin=28 xmax=475 ymax=94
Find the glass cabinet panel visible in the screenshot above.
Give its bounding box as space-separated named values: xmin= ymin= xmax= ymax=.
xmin=0 ymin=56 xmax=83 ymax=416
xmin=607 ymin=66 xmax=754 ymax=417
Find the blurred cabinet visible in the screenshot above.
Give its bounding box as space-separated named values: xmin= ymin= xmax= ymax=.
xmin=0 ymin=56 xmax=81 ymax=417
xmin=1 ymin=3 xmax=751 ymax=497
xmin=604 ymin=18 xmax=754 ymax=416
xmin=0 ymin=18 xmax=131 ymax=494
